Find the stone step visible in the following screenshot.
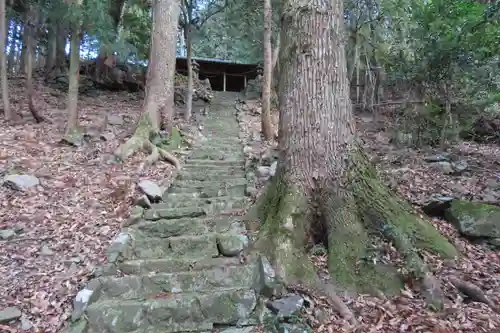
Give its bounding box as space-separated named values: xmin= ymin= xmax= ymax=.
xmin=189 ymin=150 xmax=244 ymax=160
xmin=176 ymin=169 xmax=245 ymax=181
xmin=133 ymin=216 xmax=242 ymax=238
xmin=143 ymin=205 xmax=206 ymax=220
xmin=192 ymin=143 xmax=242 ymax=151
xmin=88 ymin=264 xmax=256 ymax=302
xmin=143 ymin=198 xmax=247 ymax=220
xmin=184 ymin=159 xmax=245 ymax=167
xmin=165 ymin=185 xmax=246 ymax=199
xmin=170 ymin=178 xmax=248 ymax=189
xmin=84 ymin=288 xmax=258 ymax=333
xmin=164 ymin=189 xmax=243 ymax=201
xmin=182 ymin=164 xmax=245 ymax=173
xmin=150 ymin=196 xmax=247 ymax=210
xmin=119 ymin=256 xmax=243 ymax=275
xmin=131 ymin=232 xmax=219 ymax=259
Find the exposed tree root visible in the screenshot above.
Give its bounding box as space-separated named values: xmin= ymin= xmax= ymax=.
xmin=249 ymin=143 xmax=459 ymax=320
xmin=113 ymin=114 xmax=180 ymax=170
xmin=249 ymin=176 xmax=355 ymax=322
xmin=448 ymin=276 xmax=498 ymax=312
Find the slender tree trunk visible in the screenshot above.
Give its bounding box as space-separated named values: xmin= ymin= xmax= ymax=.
xmin=19 ymin=14 xmax=27 ymax=74
xmin=251 ymin=0 xmax=457 ymax=319
xmin=0 ymin=0 xmax=13 ymax=120
xmin=45 ymin=23 xmax=56 ymax=73
xmin=184 ymin=23 xmax=193 ymax=121
xmin=25 ymin=4 xmax=44 ymax=122
xmin=261 ymin=0 xmax=273 ymax=140
xmin=55 ymin=22 xmax=67 ymax=73
xmin=114 ymin=0 xmax=181 ymax=169
xmin=64 ymin=28 xmax=81 ymax=138
xmin=7 ymin=20 xmax=16 ymax=73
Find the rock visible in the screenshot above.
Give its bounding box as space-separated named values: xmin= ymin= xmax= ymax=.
xmin=107 ymin=115 xmax=124 ymax=126
xmin=245 ymin=186 xmax=258 ymax=197
xmin=452 ymin=160 xmax=469 ymax=173
xmin=0 ymin=229 xmax=16 ymax=240
xmin=391 ymin=131 xmax=413 ymax=146
xmin=135 ymin=195 xmax=152 ymax=209
xmin=72 ymin=279 xmax=102 ymax=321
xmin=257 ymin=166 xmax=271 ymax=178
xmin=217 ymin=233 xmax=249 ymax=257
xmin=138 ymin=180 xmax=162 ymax=202
xmin=421 ymin=196 xmax=454 ymax=217
xmin=243 ymin=146 xmax=252 ymax=154
xmin=99 ymin=226 xmax=111 ymax=236
xmin=488 ymin=238 xmax=500 ymax=249
xmin=262 ymin=148 xmax=278 ymax=165
xmin=107 ymin=232 xmax=132 ymax=263
xmin=3 ymin=174 xmax=40 ymax=190
xmin=268 ymin=294 xmax=305 ymax=318
xmin=431 ymin=161 xmax=454 ymax=174
xmin=270 ymin=161 xmax=278 ymax=177
xmin=40 ymin=245 xmax=54 ymax=256
xmin=253 ymin=255 xmax=279 ymax=298
xmin=123 ymin=206 xmax=144 ymax=227
xmin=99 ymin=132 xmax=115 ymax=141
xmin=424 ymin=153 xmax=451 ymax=162
xmin=20 ymin=316 xmax=33 ymax=330
xmin=63 ymin=319 xmax=88 ymax=333
xmin=0 ymin=306 xmax=22 ymax=323
xmin=445 ymin=200 xmax=500 ymax=238
xmin=278 ymin=323 xmax=311 ymax=333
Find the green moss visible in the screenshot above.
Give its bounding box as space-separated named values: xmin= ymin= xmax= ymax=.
xmin=446 ymin=200 xmax=500 ymax=237
xmin=347 ymin=145 xmax=458 ymax=260
xmin=135 ymin=113 xmax=155 ymax=139
xmin=253 ymin=174 xmax=318 ymax=286
xmin=324 ymin=194 xmax=403 ymax=295
xmin=448 ymin=200 xmax=500 ymax=220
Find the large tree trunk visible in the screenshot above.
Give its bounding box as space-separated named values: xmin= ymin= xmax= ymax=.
xmin=114 ymin=0 xmax=181 ymax=170
xmin=64 ymin=27 xmax=81 ymax=141
xmin=184 ymin=23 xmax=193 ymax=121
xmin=251 ymin=0 xmax=458 ymax=320
xmin=25 ymin=4 xmax=44 ymax=123
xmin=261 ymin=0 xmax=273 ymax=140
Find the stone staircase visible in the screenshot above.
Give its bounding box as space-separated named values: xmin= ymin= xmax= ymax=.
xmin=68 ymin=93 xmax=276 ymax=333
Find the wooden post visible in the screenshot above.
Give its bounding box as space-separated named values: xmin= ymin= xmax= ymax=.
xmin=223 ymin=72 xmax=226 ymax=92
xmin=244 ymin=75 xmax=247 ymax=88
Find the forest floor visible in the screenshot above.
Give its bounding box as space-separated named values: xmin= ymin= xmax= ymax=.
xmin=0 ymin=79 xmax=499 ymax=333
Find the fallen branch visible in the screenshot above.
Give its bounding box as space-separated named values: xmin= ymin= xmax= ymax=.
xmin=448 ymin=276 xmax=498 ymax=312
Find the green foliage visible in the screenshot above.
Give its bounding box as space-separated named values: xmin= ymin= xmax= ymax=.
xmin=385 ymin=0 xmax=500 ymax=144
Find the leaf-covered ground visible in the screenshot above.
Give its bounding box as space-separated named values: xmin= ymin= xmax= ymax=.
xmin=0 ymin=78 xmax=198 ymax=333
xmin=238 ymin=101 xmax=500 ymax=333
xmin=0 ymin=80 xmax=499 ymax=332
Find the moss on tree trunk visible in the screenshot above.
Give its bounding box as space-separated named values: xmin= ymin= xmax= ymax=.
xmin=250 ymin=143 xmax=458 ymax=318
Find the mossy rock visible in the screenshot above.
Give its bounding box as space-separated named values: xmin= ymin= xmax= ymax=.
xmin=445 ymin=200 xmax=500 ymax=238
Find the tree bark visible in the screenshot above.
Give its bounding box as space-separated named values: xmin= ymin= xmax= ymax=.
xmin=251 ymin=0 xmax=458 ymax=319
xmin=261 ymin=0 xmax=273 ymax=140
xmin=114 ymin=0 xmax=181 ymax=169
xmin=7 ymin=19 xmax=17 ymax=73
xmin=184 ymin=23 xmax=193 ymax=121
xmin=55 ymin=22 xmax=67 ymax=73
xmin=19 ymin=13 xmax=27 ymax=74
xmin=45 ymin=23 xmax=57 ymax=73
xmin=64 ymin=27 xmax=81 ymax=140
xmin=25 ymin=4 xmax=44 ymax=122
xmin=0 ymin=0 xmax=14 ymax=121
